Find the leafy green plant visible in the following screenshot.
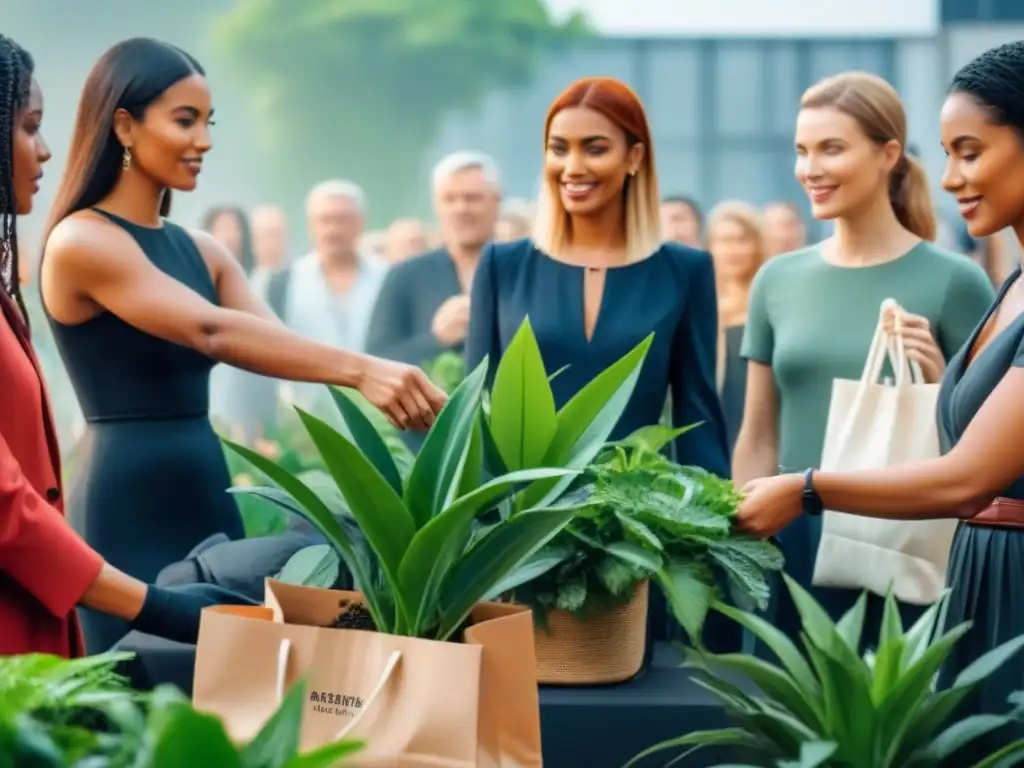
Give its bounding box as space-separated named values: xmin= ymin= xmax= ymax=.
xmin=510 ymin=424 xmax=784 ymax=642
xmin=224 ymin=317 xmax=651 ymax=641
xmin=0 ymin=652 xmax=362 ymax=767
xmin=628 ymin=576 xmax=1024 ymax=768
xmin=424 ymin=350 xmax=466 ymax=395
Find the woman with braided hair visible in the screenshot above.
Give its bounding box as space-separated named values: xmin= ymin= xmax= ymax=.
xmin=739 ymin=42 xmax=1024 ymax=751
xmin=0 ymin=34 xmax=256 ymax=658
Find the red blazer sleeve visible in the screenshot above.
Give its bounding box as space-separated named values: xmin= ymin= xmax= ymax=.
xmin=0 ymin=430 xmax=103 ymax=617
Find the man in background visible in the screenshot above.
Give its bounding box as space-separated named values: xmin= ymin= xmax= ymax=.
xmin=269 ymin=180 xmax=386 ymax=414
xmin=249 ymin=204 xmax=289 ymax=296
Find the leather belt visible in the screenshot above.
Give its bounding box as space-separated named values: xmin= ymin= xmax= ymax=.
xmin=967 ymin=497 xmax=1024 ymax=530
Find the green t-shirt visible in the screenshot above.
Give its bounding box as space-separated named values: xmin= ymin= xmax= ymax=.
xmin=740 ymin=241 xmax=996 ymax=474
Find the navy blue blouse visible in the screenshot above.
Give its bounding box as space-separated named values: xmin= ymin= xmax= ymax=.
xmin=465 ymin=239 xmax=730 ymax=478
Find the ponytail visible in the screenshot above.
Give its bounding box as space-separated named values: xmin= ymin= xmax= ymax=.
xmin=890 ymin=154 xmax=936 ymax=242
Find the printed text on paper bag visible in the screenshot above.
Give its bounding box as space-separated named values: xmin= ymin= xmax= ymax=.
xmin=309 ymin=690 xmax=364 ymax=718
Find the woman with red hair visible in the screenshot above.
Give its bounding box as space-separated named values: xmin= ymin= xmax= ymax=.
xmin=465 ymin=77 xmax=732 ymax=656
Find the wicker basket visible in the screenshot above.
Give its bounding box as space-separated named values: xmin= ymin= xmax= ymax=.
xmin=532 ymin=581 xmax=648 ymax=685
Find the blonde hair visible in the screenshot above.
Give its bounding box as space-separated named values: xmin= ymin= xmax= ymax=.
xmin=532 ymin=78 xmax=662 ymax=263
xmin=706 ymin=201 xmax=768 ymax=392
xmin=800 ymin=71 xmax=936 ymax=242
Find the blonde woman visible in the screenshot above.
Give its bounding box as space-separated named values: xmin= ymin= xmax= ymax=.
xmin=465 ymin=76 xmax=731 ymax=656
xmin=706 ymin=201 xmax=767 ymax=453
xmin=732 ymin=71 xmax=994 ymax=647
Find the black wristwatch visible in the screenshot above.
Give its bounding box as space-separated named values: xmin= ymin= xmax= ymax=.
xmin=802 ymin=468 xmax=824 ymax=516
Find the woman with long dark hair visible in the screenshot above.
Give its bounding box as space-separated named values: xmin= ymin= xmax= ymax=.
xmin=0 ymin=34 xmax=252 ymax=658
xmin=39 ymin=38 xmax=446 ymax=652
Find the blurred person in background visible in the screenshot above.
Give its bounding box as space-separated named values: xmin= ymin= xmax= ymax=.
xmin=732 ymin=72 xmax=994 ymax=650
xmin=705 ymin=201 xmax=767 ymax=454
xmin=201 ymin=205 xmax=278 ymax=445
xmin=366 ymin=150 xmax=500 ymax=451
xmin=761 ymin=200 xmax=807 ymax=257
xmin=0 ymin=34 xmax=253 ymax=658
xmin=494 ymin=198 xmax=533 ymax=243
xmin=466 ymin=77 xmax=731 ymax=656
xmin=384 ymin=217 xmax=429 ymax=265
xmin=249 ymin=203 xmax=289 ymax=295
xmin=39 ymin=39 xmax=445 ymax=652
xmin=660 ymin=194 xmax=703 ymax=247
xmin=266 ymin=179 xmax=387 ymax=414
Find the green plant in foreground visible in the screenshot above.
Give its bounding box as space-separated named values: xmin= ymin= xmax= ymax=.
xmin=0 ymin=653 xmax=362 ymax=767
xmin=628 ymin=575 xmax=1024 ymax=768
xmin=226 ymin=317 xmax=652 ymax=640
xmin=511 ymin=424 xmax=783 ymax=642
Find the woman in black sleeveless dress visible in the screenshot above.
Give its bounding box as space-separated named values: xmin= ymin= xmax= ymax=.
xmin=40 ymin=39 xmax=447 ymax=653
xmin=736 ymin=42 xmax=1024 ymax=754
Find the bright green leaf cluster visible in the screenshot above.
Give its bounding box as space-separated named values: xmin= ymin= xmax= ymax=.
xmin=0 ymin=653 xmax=362 ymax=767
xmin=628 ymin=576 xmax=1024 ymax=768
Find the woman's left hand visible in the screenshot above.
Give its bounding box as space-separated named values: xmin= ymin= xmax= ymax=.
xmin=735 ymin=474 xmax=804 ymax=538
xmin=884 ymin=307 xmax=945 ymax=383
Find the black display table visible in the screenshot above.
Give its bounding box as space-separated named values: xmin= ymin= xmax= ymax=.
xmin=117 ymin=633 xmax=741 ymax=767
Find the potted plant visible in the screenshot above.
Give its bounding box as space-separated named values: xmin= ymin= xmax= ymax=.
xmin=628 ymin=575 xmax=1024 ymax=767
xmin=0 ymin=652 xmax=362 ymax=767
xmin=507 ymin=423 xmax=784 ymax=684
xmin=225 ymin=317 xmax=654 ymax=641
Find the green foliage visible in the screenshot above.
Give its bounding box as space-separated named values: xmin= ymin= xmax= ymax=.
xmin=510 ymin=424 xmax=784 ymax=642
xmin=0 ymin=652 xmax=362 ymax=767
xmin=628 ymin=577 xmax=1024 ymax=768
xmin=227 ymin=317 xmax=650 ymax=640
xmin=424 ymin=351 xmax=466 ymax=395
xmin=210 ymin=0 xmax=590 ymax=223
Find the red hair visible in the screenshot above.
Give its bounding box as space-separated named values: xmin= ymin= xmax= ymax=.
xmin=544 ymin=77 xmax=653 ymax=150
xmin=534 ymin=77 xmax=662 ymax=261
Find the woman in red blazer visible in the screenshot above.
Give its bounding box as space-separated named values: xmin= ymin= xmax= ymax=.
xmin=0 ymin=34 xmax=251 ymax=658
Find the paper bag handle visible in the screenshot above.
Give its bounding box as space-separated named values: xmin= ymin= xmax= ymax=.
xmin=275 ymin=639 xmax=402 ymax=740
xmin=859 ymin=299 xmax=924 ymax=388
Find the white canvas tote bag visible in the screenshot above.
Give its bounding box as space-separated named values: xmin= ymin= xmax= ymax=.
xmin=812 ymin=299 xmax=957 ymax=604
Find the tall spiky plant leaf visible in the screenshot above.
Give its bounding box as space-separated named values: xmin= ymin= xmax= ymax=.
xmin=487 ymin=318 xmax=557 ymax=470
xmin=222 ymin=441 xmax=389 ymax=628
xmin=404 ymin=360 xmax=488 ymax=526
xmin=296 ymin=409 xmax=416 ymax=632
xmin=397 ymin=467 xmax=571 ymax=636
xmin=328 ymin=387 xmax=404 ymax=496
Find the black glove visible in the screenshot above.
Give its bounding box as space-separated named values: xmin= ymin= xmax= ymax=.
xmin=129 ymin=583 xmax=258 ymax=645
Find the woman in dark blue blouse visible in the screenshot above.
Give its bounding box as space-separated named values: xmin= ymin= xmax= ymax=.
xmin=465 ymin=76 xmax=732 ymax=654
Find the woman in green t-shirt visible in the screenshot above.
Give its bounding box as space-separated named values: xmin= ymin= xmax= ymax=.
xmin=732 ymin=71 xmax=995 ymax=647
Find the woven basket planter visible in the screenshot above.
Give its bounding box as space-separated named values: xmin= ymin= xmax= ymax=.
xmin=532 ymin=581 xmax=648 ymax=685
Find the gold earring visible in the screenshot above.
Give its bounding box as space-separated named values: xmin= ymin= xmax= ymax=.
xmin=122 ymin=147 xmax=131 ymax=171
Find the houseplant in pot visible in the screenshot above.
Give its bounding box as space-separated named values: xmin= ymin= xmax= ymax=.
xmin=208 ymin=318 xmax=653 ymax=762
xmin=627 ymin=575 xmax=1024 ymax=767
xmin=504 ymin=422 xmax=784 ymax=684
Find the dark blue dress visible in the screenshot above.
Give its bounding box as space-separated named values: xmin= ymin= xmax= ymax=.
xmin=937 ymin=267 xmax=1024 ymax=755
xmin=47 ymin=210 xmax=245 ymax=653
xmin=465 ymin=239 xmax=733 ymax=651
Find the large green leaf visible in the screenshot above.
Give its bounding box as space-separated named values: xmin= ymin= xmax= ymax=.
xmin=276 ymin=545 xmax=340 ymax=589
xmin=437 ymin=504 xmax=582 ymax=640
xmin=241 ymin=679 xmax=305 ymax=768
xmin=603 ymin=541 xmax=662 ymax=572
xmin=703 ymin=653 xmax=823 ymax=732
xmin=397 ymin=468 xmax=571 ymax=637
xmin=912 ymin=714 xmax=1015 ymax=765
xmin=622 ymin=727 xmax=754 ymax=767
xmin=404 ymin=360 xmax=488 ymax=526
xmin=329 ymin=387 xmax=403 ymax=496
xmin=655 ymin=561 xmax=714 ymax=643
xmin=296 ymin=410 xmax=416 ymax=632
xmin=517 ymin=334 xmax=653 ymax=510
xmin=222 ymin=441 xmax=388 ymax=628
xmin=286 ymin=739 xmax=365 ymax=767
xmin=147 ymin=705 xmax=242 ymax=768
xmin=487 ymin=318 xmax=558 ymax=471
xmin=484 ymin=547 xmax=573 ymax=601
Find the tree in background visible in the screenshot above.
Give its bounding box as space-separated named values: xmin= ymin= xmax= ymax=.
xmin=211 ymin=0 xmax=587 ymax=227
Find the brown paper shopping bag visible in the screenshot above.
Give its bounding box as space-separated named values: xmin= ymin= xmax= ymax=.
xmin=193 ymin=580 xmax=542 ymax=767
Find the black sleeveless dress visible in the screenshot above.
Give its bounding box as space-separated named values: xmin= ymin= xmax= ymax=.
xmin=936 ymin=267 xmax=1024 ymax=756
xmin=47 ymin=209 xmax=245 ymax=652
